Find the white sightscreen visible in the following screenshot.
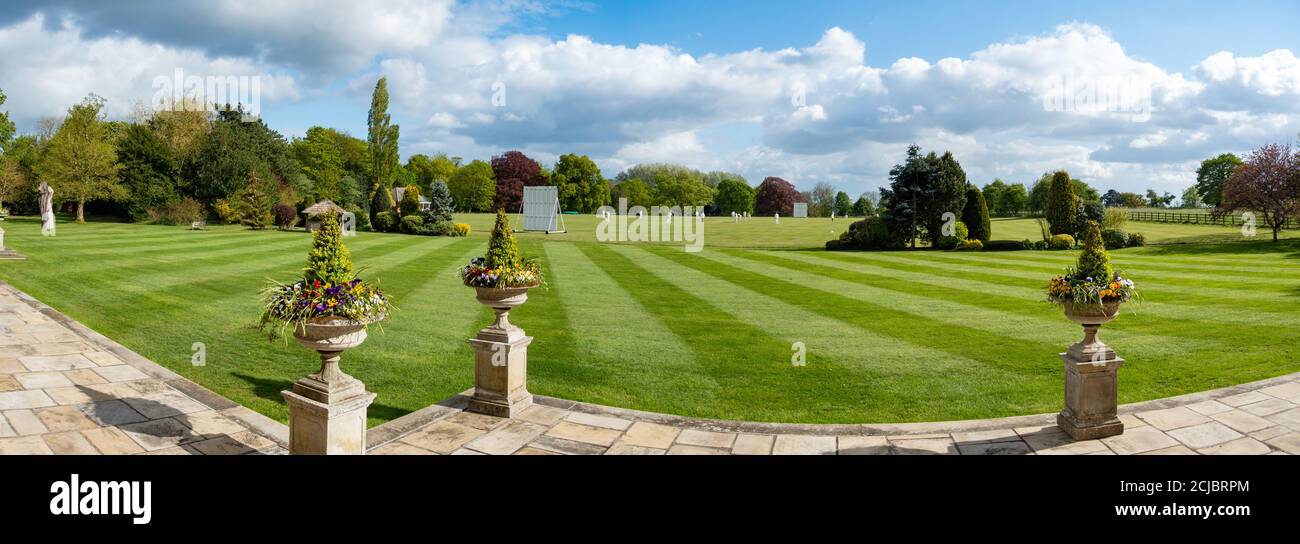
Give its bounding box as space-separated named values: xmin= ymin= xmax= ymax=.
xmin=792 ymin=202 xmax=808 ymax=218
xmin=521 ymin=186 xmax=561 ymax=232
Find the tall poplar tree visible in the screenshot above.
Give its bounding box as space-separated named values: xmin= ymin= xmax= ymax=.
xmin=367 ymin=77 xmax=400 ymax=224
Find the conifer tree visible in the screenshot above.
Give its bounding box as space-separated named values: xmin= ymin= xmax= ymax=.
xmin=303 ymin=212 xmax=354 ymax=285
xmin=485 ymin=209 xmax=520 ymax=268
xmin=1046 ymin=170 xmax=1077 ymax=236
xmin=1075 ymin=220 xmax=1113 ymax=282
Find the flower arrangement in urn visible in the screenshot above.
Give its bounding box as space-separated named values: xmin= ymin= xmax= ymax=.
xmin=260 ymin=212 xmax=390 ymax=342
xmin=1046 ymin=220 xmax=1136 ymax=320
xmin=460 ymin=210 xmax=543 ymax=289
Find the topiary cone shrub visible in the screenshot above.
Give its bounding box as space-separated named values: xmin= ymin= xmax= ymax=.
xmin=460 ymin=209 xmax=542 ymax=288
xmin=260 ymin=212 xmax=391 ymax=338
xmin=1046 ymin=220 xmax=1136 ymax=308
xmin=304 ymin=213 xmax=354 ymax=285
xmin=1075 ymin=221 xmax=1113 ymax=282
xmin=485 ymin=209 xmax=520 ymax=268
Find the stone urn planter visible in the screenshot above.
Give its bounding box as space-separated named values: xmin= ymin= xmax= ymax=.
xmin=1057 ymin=300 xmax=1125 ymax=440
xmin=466 ymin=284 xmax=538 ymax=417
xmin=290 ymin=316 xmax=375 ymax=404
xmin=280 ymin=315 xmax=380 ymax=455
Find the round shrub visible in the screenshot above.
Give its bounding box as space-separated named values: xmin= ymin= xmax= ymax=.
xmin=399 ymin=214 xmax=424 ymax=234
xmin=373 ymin=211 xmax=399 ymax=233
xmin=1126 ymin=232 xmax=1146 ymax=247
xmin=934 ymin=221 xmax=968 ymax=250
xmin=273 ymin=204 xmax=298 ymax=230
xmin=955 ymin=239 xmax=983 ymax=251
xmin=213 ymin=199 xmax=238 ymax=224
xmin=1100 ymin=229 xmax=1128 ymax=250
xmin=1049 ymin=234 xmax=1075 ymax=250
xmin=452 ymin=223 xmax=471 ymax=237
xmin=415 ymin=220 xmax=453 ymax=236
xmin=829 ymin=216 xmax=906 ymax=251
xmin=1032 ymin=240 xmax=1049 ymax=250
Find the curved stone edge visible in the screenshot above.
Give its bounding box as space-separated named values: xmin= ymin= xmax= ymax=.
xmin=0 ymin=280 xmax=290 ymax=450
xmin=549 ymin=371 xmax=1300 ymax=435
xmin=369 ymin=371 xmax=1300 ymax=446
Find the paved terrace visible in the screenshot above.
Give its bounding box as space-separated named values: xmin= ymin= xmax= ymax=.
xmin=1 ymin=282 xmax=1298 ymax=455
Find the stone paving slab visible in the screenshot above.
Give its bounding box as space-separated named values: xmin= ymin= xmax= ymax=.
xmin=371 ymin=371 xmax=1300 ymax=455
xmin=0 ymin=282 xmax=285 ymax=455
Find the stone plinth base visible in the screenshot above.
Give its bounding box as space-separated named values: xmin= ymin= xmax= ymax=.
xmin=281 ymin=387 xmax=375 ymax=455
xmin=467 ymin=328 xmax=534 ymax=418
xmin=0 ymin=249 xmax=26 ymax=260
xmin=1058 ymin=351 xmax=1125 ymax=440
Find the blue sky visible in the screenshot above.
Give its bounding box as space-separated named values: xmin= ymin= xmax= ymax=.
xmin=1 ymin=0 xmax=1299 ymax=196
xmin=528 ymin=0 xmax=1299 ymax=69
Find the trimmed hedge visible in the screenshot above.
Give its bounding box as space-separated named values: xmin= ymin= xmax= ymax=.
xmin=373 ymin=211 xmax=398 ymax=233
xmin=399 ymin=214 xmax=424 ymax=234
xmin=826 ymin=216 xmax=907 ymax=251
xmin=1101 ymin=229 xmax=1127 ymax=250
xmin=983 ymin=239 xmax=1033 ymax=251
xmin=934 ymin=221 xmax=968 ymax=250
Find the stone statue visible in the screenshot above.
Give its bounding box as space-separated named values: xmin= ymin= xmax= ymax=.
xmin=39 ymin=181 xmax=54 ymax=236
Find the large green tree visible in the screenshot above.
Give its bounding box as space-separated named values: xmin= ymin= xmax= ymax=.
xmin=366 ymin=77 xmax=400 ymax=224
xmin=702 ymin=171 xmax=746 ymax=188
xmin=188 ymin=106 xmax=297 ymax=206
xmin=982 ymin=180 xmax=1007 ymax=215
xmin=713 ymin=178 xmax=754 ymax=215
xmin=118 ymin=123 xmax=179 ymax=222
xmin=852 ymin=193 xmax=876 ymax=216
xmin=448 ymin=159 xmax=495 ymax=212
xmin=0 ymin=135 xmax=40 ymax=214
xmin=293 ymin=126 xmax=345 ymax=203
xmin=0 ymin=88 xmax=15 ymax=152
xmin=37 ymin=95 xmax=126 ymax=222
xmin=882 ymin=145 xmax=933 ymax=247
xmin=921 ymin=151 xmax=968 ymax=242
xmin=1195 ymin=153 xmax=1242 ymax=207
xmin=611 ymin=178 xmax=653 ymax=208
xmin=833 ymin=191 xmax=852 ymax=217
xmin=552 ymin=154 xmax=610 ymax=213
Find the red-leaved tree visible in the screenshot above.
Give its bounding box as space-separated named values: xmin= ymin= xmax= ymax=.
xmin=491 ymin=150 xmax=547 ymax=212
xmin=754 ymin=177 xmax=799 ymax=216
xmin=1214 ymin=143 xmax=1300 ymax=242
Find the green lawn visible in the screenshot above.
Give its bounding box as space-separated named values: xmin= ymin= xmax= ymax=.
xmin=2 ymin=214 xmax=1297 ymax=426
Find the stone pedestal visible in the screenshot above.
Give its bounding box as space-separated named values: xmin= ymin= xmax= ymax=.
xmin=1057 ymin=323 xmax=1124 ymax=440
xmin=467 ymin=304 xmax=534 ymax=417
xmin=281 ymin=349 xmax=375 ymax=455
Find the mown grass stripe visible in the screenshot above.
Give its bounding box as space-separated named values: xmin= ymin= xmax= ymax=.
xmin=90 ymin=236 xmax=487 ymax=425
xmin=533 ymin=242 xmax=715 ymax=414
xmin=614 ymin=244 xmax=1062 ymax=421
xmin=823 ymin=251 xmax=1298 ymax=323
xmin=581 ymin=243 xmax=865 ymax=422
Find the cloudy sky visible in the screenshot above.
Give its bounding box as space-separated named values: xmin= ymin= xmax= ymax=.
xmin=1 ymin=0 xmax=1298 ymax=197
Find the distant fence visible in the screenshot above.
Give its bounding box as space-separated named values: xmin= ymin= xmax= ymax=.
xmin=1126 ymin=210 xmax=1300 ymax=229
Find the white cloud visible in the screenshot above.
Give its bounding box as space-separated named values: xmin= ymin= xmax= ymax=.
xmin=0 ymin=14 xmax=298 ymax=125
